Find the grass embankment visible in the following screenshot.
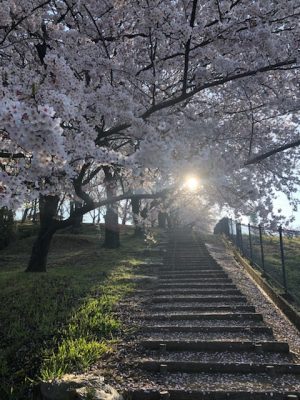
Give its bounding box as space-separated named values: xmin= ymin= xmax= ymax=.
xmin=0 ymin=224 xmax=144 ymax=400
xmin=207 ymin=231 xmax=300 ymax=309
xmin=260 ymin=235 xmax=300 ymax=305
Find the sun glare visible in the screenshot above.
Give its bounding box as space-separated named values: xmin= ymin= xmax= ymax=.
xmin=184 ymin=175 xmax=200 ymax=192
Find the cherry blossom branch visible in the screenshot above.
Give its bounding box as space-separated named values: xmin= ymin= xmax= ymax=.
xmin=182 ymin=0 xmax=198 ymax=94
xmin=142 ymin=58 xmax=297 ymax=118
xmin=56 ymin=189 xmax=170 ymax=229
xmin=101 ymin=58 xmax=297 ymax=139
xmin=0 ymin=0 xmax=51 ymax=46
xmin=0 ymin=151 xmax=26 ymax=159
xmin=245 ymin=138 xmax=300 ymax=165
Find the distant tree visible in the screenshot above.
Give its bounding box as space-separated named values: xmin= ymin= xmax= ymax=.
xmin=0 ymin=207 xmax=15 ymax=249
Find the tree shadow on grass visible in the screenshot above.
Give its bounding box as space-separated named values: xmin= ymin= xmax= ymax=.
xmin=0 ymin=226 xmax=144 ymax=400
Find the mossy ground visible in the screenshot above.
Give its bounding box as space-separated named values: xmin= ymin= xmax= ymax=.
xmin=0 ymin=224 xmax=144 ymax=399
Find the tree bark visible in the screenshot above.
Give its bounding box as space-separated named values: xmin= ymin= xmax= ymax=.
xmin=21 ymin=207 xmax=29 ymax=223
xmin=70 ymin=200 xmax=83 ymax=230
xmin=122 ymin=199 xmax=129 ymax=225
xmin=32 ymin=199 xmax=38 ymax=224
xmin=104 ymin=207 xmax=120 ymax=248
xmin=26 ymin=195 xmax=59 ymax=272
xmin=103 ymin=167 xmax=120 ymax=248
xmin=131 ymin=197 xmax=143 ymax=236
xmin=158 ymin=211 xmax=167 ymax=228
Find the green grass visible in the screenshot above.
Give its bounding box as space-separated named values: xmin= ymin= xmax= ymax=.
xmin=261 ymin=235 xmax=300 ymax=305
xmin=214 ymin=231 xmax=300 ymax=309
xmin=200 ymin=232 xmax=300 ymax=310
xmin=0 ymin=224 xmax=144 ymax=399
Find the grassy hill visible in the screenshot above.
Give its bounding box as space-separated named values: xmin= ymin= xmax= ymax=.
xmin=0 ymin=224 xmax=145 ymax=400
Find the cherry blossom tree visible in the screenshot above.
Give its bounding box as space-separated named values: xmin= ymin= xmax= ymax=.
xmin=1 ymin=0 xmax=300 ymax=271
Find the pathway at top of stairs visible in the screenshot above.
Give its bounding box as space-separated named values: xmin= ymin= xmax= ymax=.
xmin=100 ymin=229 xmax=300 ymax=400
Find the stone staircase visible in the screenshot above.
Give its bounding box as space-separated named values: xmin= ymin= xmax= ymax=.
xmin=119 ymin=231 xmax=300 ymax=399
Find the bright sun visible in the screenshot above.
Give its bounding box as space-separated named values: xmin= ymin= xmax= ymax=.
xmin=184 ymin=175 xmax=200 ymax=192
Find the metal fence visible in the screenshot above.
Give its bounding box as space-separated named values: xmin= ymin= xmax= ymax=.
xmin=223 ymin=218 xmax=300 ymax=307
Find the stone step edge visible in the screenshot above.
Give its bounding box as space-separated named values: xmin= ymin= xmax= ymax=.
xmin=139 ymin=326 xmax=273 ymax=334
xmin=157 ymin=284 xmax=236 ymax=288
xmin=153 ymin=290 xmax=242 ymax=295
xmin=152 ymin=296 xmax=248 ymax=303
xmin=123 ymin=389 xmax=300 ymax=400
xmin=150 ymin=305 xmax=255 ymax=312
xmin=138 ymin=313 xmax=263 ymax=321
xmin=139 ymin=340 xmax=289 ymax=352
xmin=139 ymin=360 xmax=300 ymax=374
xmin=159 ymin=272 xmax=228 ymax=277
xmin=158 ymin=278 xmax=232 ymax=282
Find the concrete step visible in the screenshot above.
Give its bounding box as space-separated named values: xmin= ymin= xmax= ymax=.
xmin=157 ymin=284 xmax=236 ymax=289
xmin=139 ymin=326 xmax=273 ymax=334
xmin=123 ymin=390 xmax=300 ymax=400
xmin=140 ymin=340 xmax=289 ymax=352
xmin=137 ymin=332 xmax=274 ymax=342
xmin=150 ymin=305 xmax=255 ymax=313
xmin=139 ymin=313 xmax=263 ymax=322
xmin=159 ymin=271 xmax=227 ymax=277
xmin=158 ymin=274 xmax=229 ymax=280
xmin=152 ymin=296 xmax=248 ymax=303
xmin=154 ymin=289 xmax=242 ymax=295
xmin=139 ymin=360 xmax=300 ymax=374
xmin=158 ymin=278 xmax=233 ymax=284
xmin=159 ymin=265 xmax=224 ymax=273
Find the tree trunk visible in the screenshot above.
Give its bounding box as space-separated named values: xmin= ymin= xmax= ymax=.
xmin=26 ymin=195 xmax=59 ymax=272
xmin=32 ymin=199 xmax=38 ymax=224
xmin=131 ymin=197 xmax=143 ymax=236
xmin=158 ymin=211 xmax=167 ymax=228
xmin=103 ymin=167 xmax=120 ymax=248
xmin=167 ymin=214 xmax=173 ymax=229
xmin=122 ymin=199 xmax=129 ymax=225
xmin=104 ymin=207 xmax=120 ymax=248
xmin=21 ymin=207 xmax=29 ymax=223
xmin=70 ymin=200 xmax=83 ymax=231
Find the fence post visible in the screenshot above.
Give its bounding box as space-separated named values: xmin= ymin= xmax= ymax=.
xmin=239 ymin=223 xmax=244 ymax=255
xmin=258 ymin=224 xmax=265 ymax=273
xmin=235 ymin=222 xmax=239 ymax=247
xmin=230 ymin=219 xmax=234 ymax=242
xmin=248 ymin=223 xmax=253 ymax=264
xmin=278 ymin=225 xmax=288 ymax=294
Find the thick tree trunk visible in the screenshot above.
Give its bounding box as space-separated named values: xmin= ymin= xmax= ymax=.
xmin=32 ymin=199 xmax=38 ymax=224
xmin=103 ymin=167 xmax=120 ymax=248
xmin=104 ymin=207 xmax=120 ymax=248
xmin=131 ymin=197 xmax=143 ymax=236
xmin=158 ymin=211 xmax=167 ymax=228
xmin=70 ymin=200 xmax=83 ymax=230
xmin=26 ymin=228 xmax=56 ymax=272
xmin=122 ymin=199 xmax=129 ymax=225
xmin=167 ymin=214 xmax=173 ymax=229
xmin=26 ymin=195 xmax=59 ymax=272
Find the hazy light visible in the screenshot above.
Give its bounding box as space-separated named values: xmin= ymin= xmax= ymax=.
xmin=184 ymin=175 xmax=200 ymax=192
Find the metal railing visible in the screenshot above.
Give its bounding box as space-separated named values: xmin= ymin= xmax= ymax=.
xmin=221 ymin=218 xmax=300 ymax=306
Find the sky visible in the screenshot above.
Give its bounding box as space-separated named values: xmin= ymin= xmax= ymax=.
xmin=273 ymin=192 xmax=300 ymax=229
